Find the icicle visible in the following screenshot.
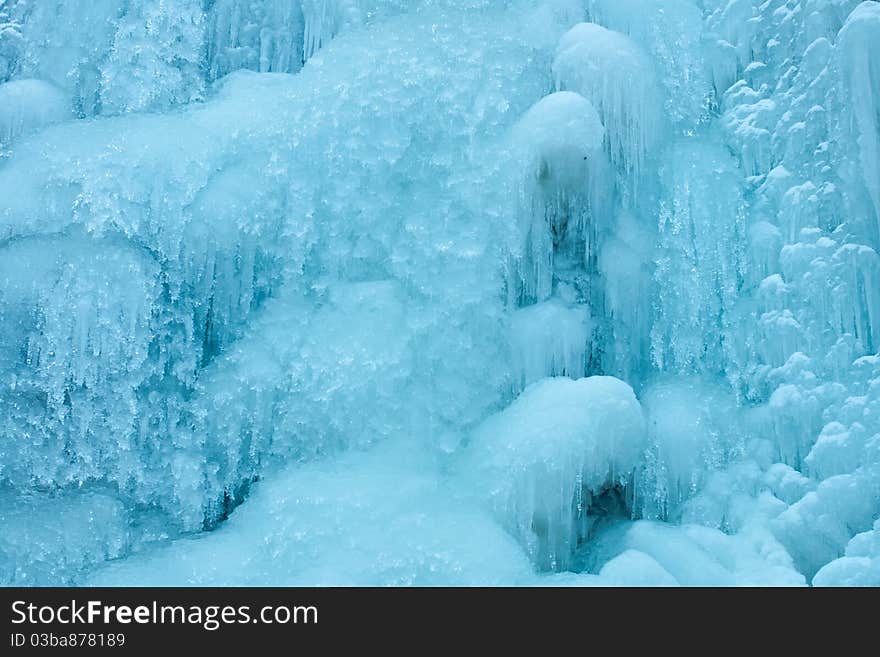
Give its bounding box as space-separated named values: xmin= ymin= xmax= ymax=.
xmin=838 ymin=2 xmax=880 ymax=237
xmin=509 ymin=299 xmax=592 ymax=390
xmin=302 ymin=0 xmax=347 ymax=61
xmin=205 ymin=0 xmax=304 ymax=79
xmin=0 ymin=79 xmax=70 ymax=152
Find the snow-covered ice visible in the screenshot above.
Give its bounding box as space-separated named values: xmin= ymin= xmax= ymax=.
xmin=459 ymin=376 xmax=646 ymax=570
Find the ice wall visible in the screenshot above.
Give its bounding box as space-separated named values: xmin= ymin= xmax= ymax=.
xmin=1 ymin=0 xmax=879 ymax=586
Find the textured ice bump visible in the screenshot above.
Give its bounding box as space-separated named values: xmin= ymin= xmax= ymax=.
xmin=460 ymin=376 xmax=646 ymax=571
xmin=512 ymin=91 xmax=606 ymax=192
xmin=553 ymin=22 xmax=663 ymax=183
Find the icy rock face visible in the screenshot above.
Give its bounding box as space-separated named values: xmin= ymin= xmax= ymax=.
xmin=460 ymin=376 xmax=647 ymax=571
xmin=0 ymin=91 xmax=298 ymax=527
xmin=710 ymin=1 xmax=880 ymax=582
xmin=0 ymin=1 xmax=566 ymax=579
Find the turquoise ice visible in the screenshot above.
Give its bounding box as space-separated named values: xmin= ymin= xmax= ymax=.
xmin=0 ymin=0 xmax=878 ymax=587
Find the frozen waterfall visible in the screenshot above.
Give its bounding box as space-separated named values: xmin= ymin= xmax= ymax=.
xmin=0 ymin=0 xmax=878 ymax=587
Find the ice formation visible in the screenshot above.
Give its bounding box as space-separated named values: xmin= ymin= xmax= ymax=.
xmin=1 ymin=0 xmax=879 ymax=586
xmin=509 ymin=299 xmax=592 ymax=387
xmin=0 ymin=78 xmax=68 ymax=152
xmin=838 ymin=2 xmax=880 ymax=234
xmin=510 ymin=90 xmax=607 ymax=303
xmin=459 ymin=376 xmax=646 ymax=570
xmin=552 ymin=22 xmax=662 ymax=183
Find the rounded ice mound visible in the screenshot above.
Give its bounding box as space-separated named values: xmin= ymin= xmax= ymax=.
xmin=511 ymin=91 xmax=605 ymax=191
xmin=552 ymin=23 xmax=662 ymax=180
xmin=596 ymin=549 xmax=679 ymax=586
xmin=460 ymin=376 xmax=647 ymax=571
xmin=0 ymin=79 xmax=70 ymax=150
xmin=585 ymin=0 xmax=710 ymax=126
xmin=813 ymin=519 xmax=880 ymax=587
xmin=576 ymin=520 xmax=806 ymax=586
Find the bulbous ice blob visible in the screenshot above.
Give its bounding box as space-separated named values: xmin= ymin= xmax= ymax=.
xmin=552 ymin=22 xmax=663 ymax=182
xmin=511 ymin=90 xmax=605 ymax=191
xmin=586 ymin=0 xmax=711 ymax=126
xmin=459 ymin=376 xmax=647 ymax=571
xmin=813 ymin=519 xmax=880 ymax=587
xmin=773 ymin=466 xmax=880 ymax=578
xmin=510 ymin=91 xmax=609 ymax=301
xmin=577 ymin=520 xmax=805 ymax=586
